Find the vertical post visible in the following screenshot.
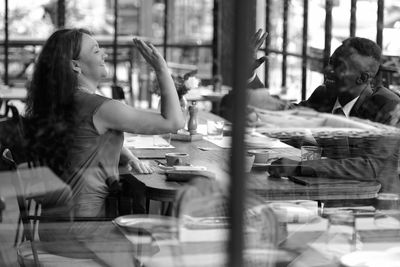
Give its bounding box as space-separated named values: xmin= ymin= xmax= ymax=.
xmin=281 ymin=0 xmax=289 ymax=90
xmin=301 ymin=0 xmax=308 ymax=100
xmin=113 ymin=0 xmax=118 ymax=86
xmin=350 ymin=0 xmax=357 ymax=37
xmin=376 ymin=0 xmax=384 ymax=48
xmin=57 ymin=0 xmax=65 ymax=28
xmin=140 ymin=0 xmax=153 ymax=37
xmin=264 ymin=0 xmax=270 ymax=88
xmin=163 ymin=0 xmax=169 ymax=59
xmin=212 ymin=0 xmax=222 ymax=79
xmin=323 ymin=0 xmax=333 ymax=68
xmin=4 ymin=0 xmax=8 ymax=85
xmin=229 ymin=0 xmax=253 ymax=266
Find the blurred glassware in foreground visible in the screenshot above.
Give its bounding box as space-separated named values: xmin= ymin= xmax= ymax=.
xmin=374 ymin=193 xmax=400 ymax=229
xmin=326 ymin=210 xmax=357 ymax=258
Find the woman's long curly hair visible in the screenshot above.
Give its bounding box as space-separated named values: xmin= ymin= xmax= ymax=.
xmin=25 ymin=28 xmax=91 ymax=175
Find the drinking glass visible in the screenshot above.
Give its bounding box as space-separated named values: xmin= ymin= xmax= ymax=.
xmin=153 ymin=133 xmax=171 ymax=147
xmin=244 ymin=154 xmax=255 ymax=172
xmin=207 ymin=120 xmax=225 ymax=140
xmin=374 ymin=193 xmax=400 ymax=228
xmin=300 ymin=145 xmax=322 ymax=161
xmin=146 ymin=215 xmax=182 ymax=267
xmin=326 ymin=211 xmax=357 ymax=257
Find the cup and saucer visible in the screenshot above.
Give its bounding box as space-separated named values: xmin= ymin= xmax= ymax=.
xmin=156 ymin=152 xmax=191 ymax=170
xmin=248 ymin=150 xmax=277 ymax=168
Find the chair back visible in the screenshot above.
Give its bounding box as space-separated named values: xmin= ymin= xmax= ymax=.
xmin=0 ymin=104 xmax=27 ymax=167
xmin=2 ymin=150 xmax=32 ymax=238
xmin=1 ymin=148 xmax=41 ymax=266
xmin=173 ymin=177 xmax=281 ymax=267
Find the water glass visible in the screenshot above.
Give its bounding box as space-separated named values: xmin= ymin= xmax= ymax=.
xmin=146 ymin=216 xmax=182 ymax=267
xmin=153 ymin=133 xmax=171 ymax=147
xmin=326 ymin=211 xmax=357 ymax=257
xmin=374 ymin=193 xmax=400 ymax=228
xmin=300 ymin=145 xmax=322 ymax=161
xmin=244 ymin=154 xmax=255 ymax=172
xmin=207 ymin=120 xmax=225 ymax=140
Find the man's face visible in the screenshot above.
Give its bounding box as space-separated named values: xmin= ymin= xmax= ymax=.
xmin=324 ymin=46 xmax=371 ymax=96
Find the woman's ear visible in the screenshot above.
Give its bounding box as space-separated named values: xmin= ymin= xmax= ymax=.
xmin=71 ymin=60 xmax=81 ymax=74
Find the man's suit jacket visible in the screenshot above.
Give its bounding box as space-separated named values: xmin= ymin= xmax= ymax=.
xmin=297 ymin=85 xmax=400 ymax=125
xmin=297 ymin=85 xmax=400 ymax=193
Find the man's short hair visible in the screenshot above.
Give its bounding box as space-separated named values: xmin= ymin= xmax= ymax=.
xmin=342 ymin=37 xmax=382 ymax=63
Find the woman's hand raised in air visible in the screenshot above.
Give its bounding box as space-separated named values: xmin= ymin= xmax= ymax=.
xmin=133 ymin=38 xmax=168 ymax=73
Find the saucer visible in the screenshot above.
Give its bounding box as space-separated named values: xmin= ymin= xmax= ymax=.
xmin=114 ymin=215 xmax=178 ymax=231
xmin=252 ymin=162 xmax=270 ymax=167
xmin=252 ymin=158 xmax=280 ymax=168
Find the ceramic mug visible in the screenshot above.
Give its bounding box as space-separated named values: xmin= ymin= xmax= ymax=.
xmin=165 ymin=153 xmax=190 ymax=166
xmin=248 ymin=150 xmax=269 ymax=164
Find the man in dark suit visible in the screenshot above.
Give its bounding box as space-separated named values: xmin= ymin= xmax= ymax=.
xmin=297 ymin=37 xmax=400 ymax=125
xmin=268 ymin=37 xmax=400 ymax=193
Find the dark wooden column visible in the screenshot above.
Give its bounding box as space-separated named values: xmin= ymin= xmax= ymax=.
xmin=163 ymin=0 xmax=169 ymax=59
xmin=323 ymin=0 xmax=333 ymax=68
xmin=281 ymin=0 xmax=290 ymax=90
xmin=376 ymin=0 xmax=384 ymax=48
xmin=301 ymin=0 xmax=308 ymax=100
xmin=212 ymin=0 xmax=222 ymax=79
xmin=4 ymin=0 xmax=8 ymax=85
xmin=229 ymin=0 xmax=255 ymax=266
xmin=350 ymin=0 xmax=357 ymax=37
xmin=264 ymin=0 xmax=271 ymax=88
xmin=57 ymin=0 xmax=65 ymax=28
xmin=140 ymin=0 xmax=153 ymax=37
xmin=113 ymin=0 xmax=118 ymax=86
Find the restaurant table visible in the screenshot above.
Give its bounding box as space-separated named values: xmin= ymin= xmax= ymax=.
xmin=282 ymin=216 xmax=400 ymax=267
xmin=114 ymin=215 xmax=400 ymax=267
xmin=123 ymin=135 xmax=381 ymax=212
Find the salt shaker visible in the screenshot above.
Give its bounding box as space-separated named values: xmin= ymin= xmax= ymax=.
xmin=188 ymin=101 xmax=198 ymax=135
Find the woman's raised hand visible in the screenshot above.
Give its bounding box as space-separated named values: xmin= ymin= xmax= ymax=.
xmin=133 ymin=38 xmax=167 ymax=73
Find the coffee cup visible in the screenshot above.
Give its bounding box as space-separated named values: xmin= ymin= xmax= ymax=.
xmin=248 ymin=150 xmax=269 ymax=164
xmin=165 ymin=153 xmax=190 ymax=166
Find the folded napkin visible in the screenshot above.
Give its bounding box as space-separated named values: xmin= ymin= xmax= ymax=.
xmin=124 ymin=135 xmax=174 ymax=149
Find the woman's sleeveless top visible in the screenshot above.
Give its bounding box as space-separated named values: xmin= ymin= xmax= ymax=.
xmin=41 ymin=91 xmax=124 ymax=218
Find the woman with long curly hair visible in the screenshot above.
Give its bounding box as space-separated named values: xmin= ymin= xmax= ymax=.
xmin=25 ymin=28 xmax=184 ymax=266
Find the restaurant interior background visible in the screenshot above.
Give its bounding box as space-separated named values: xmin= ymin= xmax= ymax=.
xmin=1 ymin=0 xmax=400 ymax=266
xmin=2 ymin=0 xmax=400 ymax=108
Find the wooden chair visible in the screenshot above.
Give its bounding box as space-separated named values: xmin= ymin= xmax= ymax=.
xmin=2 ymin=149 xmax=105 ymax=267
xmin=0 ymin=106 xmax=107 ymax=266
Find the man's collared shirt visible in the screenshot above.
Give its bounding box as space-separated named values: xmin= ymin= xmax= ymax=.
xmin=332 ymin=96 xmax=359 ymax=117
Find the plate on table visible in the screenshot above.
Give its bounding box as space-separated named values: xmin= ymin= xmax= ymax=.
xmin=182 ymin=215 xmax=230 ymax=230
xmin=114 ymin=215 xmax=178 ymax=232
xmin=340 ymin=247 xmax=400 ymax=267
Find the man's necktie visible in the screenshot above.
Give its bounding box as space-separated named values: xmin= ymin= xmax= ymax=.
xmin=333 ymin=107 xmax=346 ymax=116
